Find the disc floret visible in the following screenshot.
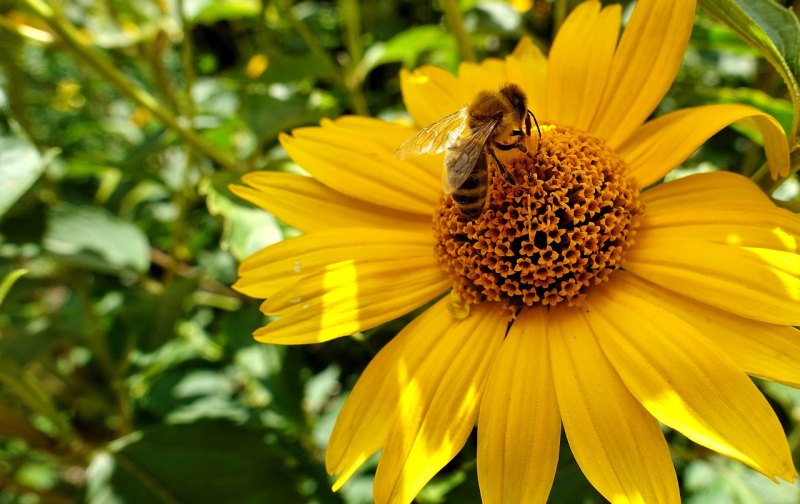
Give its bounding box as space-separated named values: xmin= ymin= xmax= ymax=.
xmin=433 ymin=125 xmax=643 ymax=315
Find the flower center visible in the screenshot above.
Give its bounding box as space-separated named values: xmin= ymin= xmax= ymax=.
xmin=433 ymin=125 xmax=643 ymax=317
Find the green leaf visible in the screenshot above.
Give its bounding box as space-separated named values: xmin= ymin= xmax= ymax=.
xmin=0 ymin=137 xmax=53 ymax=218
xmin=699 ymin=0 xmax=800 ymax=138
xmin=83 ymin=420 xmax=306 ymax=504
xmin=0 ymin=355 xmax=74 ymax=442
xmin=184 ymin=0 xmax=260 ymax=23
xmin=0 ymin=268 xmax=28 ymax=306
xmin=111 ymin=278 xmax=197 ymax=355
xmin=684 ymin=457 xmax=800 ymax=503
xmin=355 ymin=25 xmax=458 ymax=80
xmin=43 ymin=204 xmax=151 ymax=274
xmin=201 ymin=173 xmax=284 ymax=261
xmin=139 ymin=368 xmax=249 ymax=423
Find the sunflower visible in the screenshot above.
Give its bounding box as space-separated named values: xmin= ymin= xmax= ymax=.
xmin=231 ymin=0 xmax=800 ymax=502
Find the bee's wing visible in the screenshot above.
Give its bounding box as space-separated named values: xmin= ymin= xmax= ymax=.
xmin=394 ymin=108 xmax=468 ymax=159
xmin=442 ymin=118 xmax=499 ymax=193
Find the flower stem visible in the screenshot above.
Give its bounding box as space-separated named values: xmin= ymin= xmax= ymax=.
xmin=21 ymin=0 xmax=238 ymax=172
xmin=441 ymin=0 xmax=476 ymax=62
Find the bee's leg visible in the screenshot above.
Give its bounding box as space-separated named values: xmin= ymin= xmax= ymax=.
xmin=488 ymin=147 xmax=519 ymax=187
xmin=494 ymin=140 xmax=529 ymax=156
xmin=527 ymin=110 xmax=542 ymax=154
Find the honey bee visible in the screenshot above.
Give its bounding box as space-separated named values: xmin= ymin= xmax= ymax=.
xmin=395 ymin=83 xmax=541 ymax=217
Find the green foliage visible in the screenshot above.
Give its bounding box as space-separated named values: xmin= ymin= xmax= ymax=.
xmin=0 ymin=0 xmax=798 ymax=502
xmin=699 ymin=0 xmax=800 ymax=138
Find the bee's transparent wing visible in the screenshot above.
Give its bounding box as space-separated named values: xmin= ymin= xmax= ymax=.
xmin=442 ymin=118 xmax=499 ymax=193
xmin=394 ymin=108 xmax=468 ymax=159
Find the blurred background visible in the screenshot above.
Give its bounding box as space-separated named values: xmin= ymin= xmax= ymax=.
xmin=0 ymin=0 xmax=798 ymax=502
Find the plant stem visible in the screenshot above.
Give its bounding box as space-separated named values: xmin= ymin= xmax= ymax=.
xmin=441 ymin=0 xmax=476 ymax=62
xmin=339 ymin=0 xmax=363 ymax=66
xmin=338 ymin=0 xmax=370 ymax=115
xmin=21 ymin=0 xmax=238 ymax=171
xmin=553 ymin=0 xmax=569 ymax=33
xmin=276 ymin=0 xmax=369 ymax=115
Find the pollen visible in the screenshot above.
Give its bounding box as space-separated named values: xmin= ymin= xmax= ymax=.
xmin=433 ymin=125 xmax=643 ymax=316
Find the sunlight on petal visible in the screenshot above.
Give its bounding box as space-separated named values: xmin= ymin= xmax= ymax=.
xmin=549 ymin=305 xmax=679 ymax=503
xmin=327 ymin=299 xmax=452 ymax=489
xmin=321 ymin=259 xmax=358 ymax=332
xmin=477 ymin=308 xmax=561 ymax=504
xmin=587 ymin=274 xmax=797 ymax=481
xmin=374 ymin=304 xmax=506 ymax=504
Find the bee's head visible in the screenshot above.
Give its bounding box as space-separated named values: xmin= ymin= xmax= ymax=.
xmin=499 ymin=83 xmax=528 ymax=121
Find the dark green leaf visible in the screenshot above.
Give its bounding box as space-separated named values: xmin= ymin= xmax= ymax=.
xmin=83 ymin=420 xmax=306 ymax=503
xmin=111 ymin=278 xmax=197 ymax=355
xmin=699 ymin=0 xmax=800 ymax=137
xmin=139 ymin=368 xmax=249 ymax=423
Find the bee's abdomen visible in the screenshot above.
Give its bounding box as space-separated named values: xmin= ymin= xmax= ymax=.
xmin=453 ymin=155 xmax=488 ymax=217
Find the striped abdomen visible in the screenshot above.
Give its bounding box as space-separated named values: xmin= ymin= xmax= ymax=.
xmin=450 ymin=153 xmax=488 ymax=218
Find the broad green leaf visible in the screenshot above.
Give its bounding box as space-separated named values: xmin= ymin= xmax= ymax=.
xmin=0 ymin=137 xmax=52 ymax=218
xmin=83 ymin=420 xmax=305 ymax=504
xmin=43 ymin=204 xmax=151 ymax=274
xmin=238 ymin=89 xmax=339 ymax=143
xmin=139 ymin=369 xmax=249 ymax=423
xmin=201 ymin=173 xmax=284 ymax=261
xmin=699 ymin=0 xmax=800 ymax=138
xmin=111 ymin=278 xmax=197 ymax=355
xmin=355 ymin=25 xmax=458 ymax=80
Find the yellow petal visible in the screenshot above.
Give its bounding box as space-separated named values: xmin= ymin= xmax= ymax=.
xmin=590 ymin=0 xmax=696 ymax=147
xmin=477 ymin=308 xmax=560 ymax=504
xmin=400 ymin=66 xmax=473 ymax=128
xmin=235 ymin=228 xmax=434 ymax=297
xmin=547 ymin=1 xmax=620 ymax=130
xmin=281 ymin=124 xmax=439 ymax=215
xmin=326 ymin=298 xmax=452 ymax=489
xmin=586 ymin=274 xmax=796 ymax=481
xmin=231 ymin=172 xmax=430 ymax=233
xmin=506 ymin=37 xmax=548 ymax=118
xmin=639 ymin=179 xmax=800 ymax=252
xmin=373 ymin=303 xmax=506 ymax=504
xmin=619 ymin=105 xmax=790 ymax=187
xmin=549 ymin=305 xmax=679 ymax=503
xmin=616 ymin=276 xmax=800 ymax=388
xmin=234 ymin=228 xmax=449 ymax=344
xmin=624 ymin=230 xmax=800 ymax=325
xmin=458 ymin=58 xmax=507 ymax=96
xmin=636 ymin=222 xmax=799 ymax=252
xmin=254 ymin=265 xmax=447 ymax=344
xmin=642 ymin=171 xmax=772 ymax=210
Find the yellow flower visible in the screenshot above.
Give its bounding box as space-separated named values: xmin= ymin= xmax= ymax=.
xmin=232 ymin=0 xmax=800 ymax=502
